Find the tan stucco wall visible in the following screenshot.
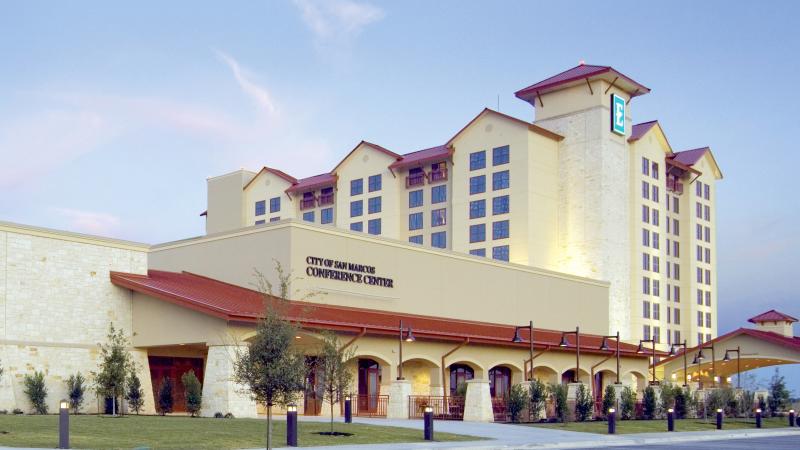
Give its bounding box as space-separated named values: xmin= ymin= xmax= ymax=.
xmin=149 ymin=220 xmax=611 ymax=334
xmin=0 ymin=222 xmax=154 ymax=414
xmin=206 ymin=170 xmax=256 ymax=235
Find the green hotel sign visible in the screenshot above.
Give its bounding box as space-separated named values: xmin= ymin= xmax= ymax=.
xmin=611 ymin=93 xmax=626 ymax=135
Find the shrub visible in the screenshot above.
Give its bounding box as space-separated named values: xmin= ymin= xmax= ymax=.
xmin=157 ymin=377 xmax=174 ymax=415
xmin=659 ymin=383 xmax=677 ymax=418
xmin=738 ymin=390 xmax=754 ymax=418
xmin=224 ymin=412 xmax=235 ymax=419
xmin=642 ymin=386 xmax=657 ymax=419
xmin=529 ymin=379 xmax=547 ymax=421
xmin=214 ymin=412 xmax=224 ymax=418
xmin=23 ymin=371 xmax=48 ymax=414
xmin=574 ymin=384 xmax=593 ymax=422
xmin=768 ymin=368 xmax=790 ymax=417
xmin=673 ymin=387 xmax=687 ymax=419
xmin=507 ymin=383 xmax=528 ymax=423
xmin=66 ymin=372 xmax=86 ymax=414
xmin=181 ymin=370 xmax=203 ymax=417
xmin=126 ymin=370 xmax=145 ymax=414
xmin=601 ymin=384 xmax=616 ymax=419
xmin=0 ymin=410 xmax=7 ymax=415
xmin=620 ymin=386 xmax=636 ymax=420
xmin=549 ymin=383 xmax=568 ymax=423
xmin=12 ymin=408 xmax=23 ymax=415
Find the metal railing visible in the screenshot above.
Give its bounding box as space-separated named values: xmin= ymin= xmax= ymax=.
xmin=408 ymin=395 xmax=464 ymax=420
xmin=353 ymin=394 xmax=388 ymax=417
xmin=428 ymin=168 xmax=448 ymax=183
xmin=318 ymin=193 xmax=334 ymax=206
xmin=491 ymin=397 xmax=509 ymax=422
xmin=406 ymin=172 xmax=425 ymax=188
xmin=300 ymin=197 xmax=316 ymax=210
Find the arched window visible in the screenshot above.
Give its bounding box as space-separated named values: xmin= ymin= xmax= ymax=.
xmin=449 ymin=364 xmax=474 ymax=396
xmin=488 ymin=366 xmax=511 ymax=398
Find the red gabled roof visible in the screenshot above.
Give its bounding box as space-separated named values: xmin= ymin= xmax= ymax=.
xmin=748 ymin=310 xmax=799 ymax=324
xmin=332 ymin=141 xmax=402 ymax=173
xmin=515 ymin=64 xmax=650 ymax=106
xmin=110 ymin=270 xmax=649 ymax=356
xmin=285 ymin=173 xmax=337 ymax=193
xmin=657 ymin=327 xmax=800 ymax=367
xmin=444 ymin=108 xmax=563 ymax=148
xmin=243 ymin=166 xmax=298 ymax=190
xmin=670 ymin=147 xmax=709 ymax=166
xmin=389 ymin=145 xmax=452 ymax=170
xmin=628 ymin=120 xmax=659 ymax=143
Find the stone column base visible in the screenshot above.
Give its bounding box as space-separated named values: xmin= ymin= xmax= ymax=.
xmin=463 ymin=379 xmax=493 ymax=422
xmin=387 ymin=379 xmax=411 ymax=419
xmin=200 ymin=345 xmax=258 ymax=418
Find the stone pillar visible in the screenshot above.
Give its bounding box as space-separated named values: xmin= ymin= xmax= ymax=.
xmin=566 ymin=382 xmax=586 ymax=400
xmin=200 ymin=345 xmax=258 ymax=418
xmin=429 ymin=367 xmax=444 ymax=396
xmin=387 ymin=379 xmax=411 ymax=419
xmin=130 ymin=349 xmax=156 ymax=415
xmin=609 ymin=383 xmax=626 ymax=411
xmin=463 ymin=379 xmax=493 ymax=422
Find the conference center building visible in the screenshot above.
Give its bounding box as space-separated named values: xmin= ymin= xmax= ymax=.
xmin=0 ymin=64 xmax=737 ymax=420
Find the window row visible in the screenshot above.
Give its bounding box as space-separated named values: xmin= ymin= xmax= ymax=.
xmin=697 ymin=333 xmax=712 ymax=345
xmin=469 ymin=220 xmax=510 ymax=242
xmin=303 ymin=208 xmax=334 ymax=224
xmin=470 ymin=171 xmax=510 ymax=194
xmin=695 ymin=224 xmax=711 ymax=243
xmin=408 ymin=231 xmax=447 ymax=248
xmin=468 ymin=245 xmax=510 ymax=261
xmin=349 ymin=218 xmax=382 ymax=235
xmin=666 ymin=261 xmax=681 ymax=281
xmin=665 ymin=217 xmax=679 ymax=236
xmin=697 ymin=311 xmax=712 ymax=328
xmin=666 ymin=239 xmax=681 ymax=258
xmin=665 ymin=195 xmax=680 ymax=214
xmin=696 ymin=245 xmax=712 ymax=264
xmin=255 ymin=197 xmax=282 ymax=216
xmin=350 ymin=197 xmax=382 ymax=217
xmin=642 ymin=325 xmax=662 ymax=344
xmin=695 ymin=267 xmax=712 ymax=285
xmin=666 ymin=283 xmax=681 ymax=302
xmin=696 ymin=180 xmax=711 ymax=200
xmin=255 ymin=217 xmax=280 ymax=225
xmin=696 ymin=289 xmax=712 ymax=307
xmin=642 ymin=253 xmax=661 ymax=273
xmin=469 ymin=196 xmax=510 ymax=219
xmin=642 ymin=229 xmax=660 ymax=249
xmin=470 ymin=145 xmax=510 ymax=171
xmin=642 ymin=301 xmax=681 ymax=325
xmin=642 ymin=277 xmax=661 ymax=296
xmin=695 ymin=202 xmax=712 ymax=222
xmin=642 ymin=205 xmax=660 ymax=226
xmin=641 ymin=157 xmax=660 ymax=180
xmin=408 ymin=209 xmax=448 ymax=230
xmin=642 ymin=181 xmax=660 ymax=203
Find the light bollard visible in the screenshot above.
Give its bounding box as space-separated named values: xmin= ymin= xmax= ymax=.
xmin=423 ymin=406 xmax=434 ymax=441
xmin=607 ymin=408 xmax=616 ymax=434
xmin=756 ymin=408 xmax=762 ymax=428
xmin=667 ymin=408 xmax=675 ymax=432
xmin=286 ymin=403 xmax=298 ymax=447
xmin=344 ymin=395 xmax=352 ymax=424
xmin=716 ymin=408 xmax=723 ymax=430
xmin=58 ymin=400 xmax=70 ymax=449
xmin=789 ymin=409 xmax=796 ymax=427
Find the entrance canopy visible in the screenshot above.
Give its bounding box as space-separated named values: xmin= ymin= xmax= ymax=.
xmin=657 ymin=310 xmax=800 ymax=385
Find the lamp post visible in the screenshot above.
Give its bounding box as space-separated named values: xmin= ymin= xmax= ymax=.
xmin=58 ymin=399 xmax=70 ymax=449
xmin=721 ymin=346 xmax=741 ymax=389
xmin=558 ymin=327 xmax=581 ymax=383
xmin=637 ymin=339 xmax=657 ymax=384
xmin=598 ymin=331 xmax=621 ymax=384
xmin=286 ymin=403 xmax=298 ymax=447
xmin=511 ymin=320 xmax=534 ymax=380
xmin=423 ymin=406 xmax=434 ymax=440
xmin=397 ymin=320 xmax=415 ymax=380
xmin=344 ymin=395 xmax=352 ymax=423
xmin=691 ymin=343 xmax=716 ymax=388
xmin=668 ymin=340 xmax=689 ymax=387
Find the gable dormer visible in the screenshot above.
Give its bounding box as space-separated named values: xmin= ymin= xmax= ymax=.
xmin=748 ymin=310 xmax=798 ymax=337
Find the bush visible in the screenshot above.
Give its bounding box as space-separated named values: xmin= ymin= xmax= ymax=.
xmin=620 ymin=386 xmax=636 ymax=420
xmin=738 ymin=390 xmax=754 ymax=418
xmin=12 ymin=408 xmax=23 ymax=415
xmin=0 ymin=410 xmax=7 ymax=415
xmin=549 ymin=383 xmax=568 ymax=423
xmin=181 ymin=370 xmax=203 ymax=417
xmin=66 ymin=372 xmax=86 ymax=414
xmin=673 ymin=387 xmax=687 ymax=419
xmin=23 ymin=371 xmax=48 ymax=415
xmin=642 ymin=386 xmax=657 ymax=419
xmin=455 ymin=382 xmax=468 ymax=397
xmin=126 ymin=370 xmax=145 ymax=414
xmin=214 ymin=412 xmax=224 ymax=418
xmin=157 ymin=377 xmax=174 ymax=415
xmin=224 ymin=412 xmax=235 ymax=419
xmin=659 ymin=383 xmax=677 ymax=418
xmin=529 ymin=379 xmax=547 ymax=421
xmin=768 ymin=368 xmax=790 ymax=416
xmin=601 ymin=384 xmax=616 ymax=419
xmin=574 ymin=384 xmax=593 ymax=422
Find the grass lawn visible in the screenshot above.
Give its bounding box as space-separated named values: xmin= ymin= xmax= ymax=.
xmin=526 ymin=416 xmax=794 ymax=434
xmin=0 ymin=414 xmax=481 ymax=449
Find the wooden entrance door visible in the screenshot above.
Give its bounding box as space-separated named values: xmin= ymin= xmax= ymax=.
xmin=357 ymin=359 xmax=381 ymax=412
xmin=304 ymin=357 xmax=323 ymax=415
xmin=148 ymin=356 xmax=205 ymax=413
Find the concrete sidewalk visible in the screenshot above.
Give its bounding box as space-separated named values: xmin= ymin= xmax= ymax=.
xmin=266 ymin=416 xmax=800 ymax=450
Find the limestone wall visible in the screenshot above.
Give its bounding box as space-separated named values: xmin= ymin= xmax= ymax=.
xmin=0 ymin=222 xmax=153 ymax=414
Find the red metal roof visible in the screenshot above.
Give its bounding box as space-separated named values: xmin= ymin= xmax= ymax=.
xmin=110 ymin=270 xmax=648 ymax=356
xmin=332 ymin=141 xmax=402 ymax=173
xmin=628 ymin=120 xmax=659 ymax=143
xmin=243 ymin=167 xmax=298 ymax=190
xmin=285 ymin=173 xmax=337 ymax=193
xmin=748 ymin=310 xmax=799 ymax=324
xmin=389 ymin=145 xmax=452 ymax=170
xmin=444 ymin=108 xmax=563 ymax=149
xmin=515 ymin=64 xmax=650 ymax=106
xmin=658 ymin=327 xmax=800 ymax=367
xmin=669 ymin=147 xmax=709 ymax=166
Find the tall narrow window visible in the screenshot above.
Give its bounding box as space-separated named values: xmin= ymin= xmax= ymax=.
xmin=408 ymin=212 xmax=423 ymax=231
xmin=409 ymin=190 xmax=423 ymax=208
xmin=269 ymin=197 xmax=281 ymax=213
xmin=642 ymin=157 xmax=650 ymax=176
xmin=255 ymin=200 xmax=266 ymax=216
xmin=431 ymin=185 xmax=447 ymax=203
xmin=321 ymin=208 xmax=333 ymax=224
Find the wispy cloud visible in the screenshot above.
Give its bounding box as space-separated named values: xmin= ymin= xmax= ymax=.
xmin=214 ymin=49 xmax=277 ymax=115
xmin=292 ymin=0 xmax=385 ymax=41
xmin=51 ymin=207 xmax=121 ymax=235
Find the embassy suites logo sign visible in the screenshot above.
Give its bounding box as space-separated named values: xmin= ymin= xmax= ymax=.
xmin=305 ymin=256 xmax=394 ymax=288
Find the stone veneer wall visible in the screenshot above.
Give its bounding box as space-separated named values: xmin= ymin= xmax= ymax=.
xmin=0 ymin=224 xmax=154 ymax=414
xmin=537 ymin=105 xmax=632 ymax=339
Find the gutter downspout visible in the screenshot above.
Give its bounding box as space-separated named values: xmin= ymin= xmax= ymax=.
xmin=591 ymin=355 xmax=613 ymax=398
xmin=442 ymin=338 xmax=469 ymax=404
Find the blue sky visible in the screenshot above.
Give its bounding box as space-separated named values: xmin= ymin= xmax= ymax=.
xmin=2 ymin=1 xmax=799 ymax=391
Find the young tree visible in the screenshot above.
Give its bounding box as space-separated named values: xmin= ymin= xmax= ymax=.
xmin=507 ymin=384 xmax=528 ymax=423
xmin=318 ymin=331 xmax=355 ymax=434
xmin=93 ymin=323 xmax=134 ymax=416
xmin=642 ymin=386 xmax=657 ymax=419
xmin=602 ymin=384 xmax=616 ymax=420
xmin=620 ymin=386 xmax=636 ymax=420
xmin=574 ymin=383 xmax=593 ymax=422
xmin=233 ymin=264 xmax=307 ymax=450
xmin=66 ymin=373 xmax=86 ymax=414
xmin=126 ymin=370 xmax=145 ymax=414
xmin=768 ymin=368 xmax=791 ymax=417
xmin=549 ymin=383 xmax=568 ymax=423
xmin=157 ymin=377 xmax=174 ymax=415
xmin=181 ymin=370 xmax=203 ymax=417
xmin=23 ymin=371 xmax=48 ymax=414
xmin=529 ymin=378 xmax=547 ymax=421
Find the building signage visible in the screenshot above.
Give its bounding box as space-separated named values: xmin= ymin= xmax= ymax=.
xmin=305 ymin=256 xmax=394 ymax=288
xmin=611 ymin=93 xmax=626 ymax=135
